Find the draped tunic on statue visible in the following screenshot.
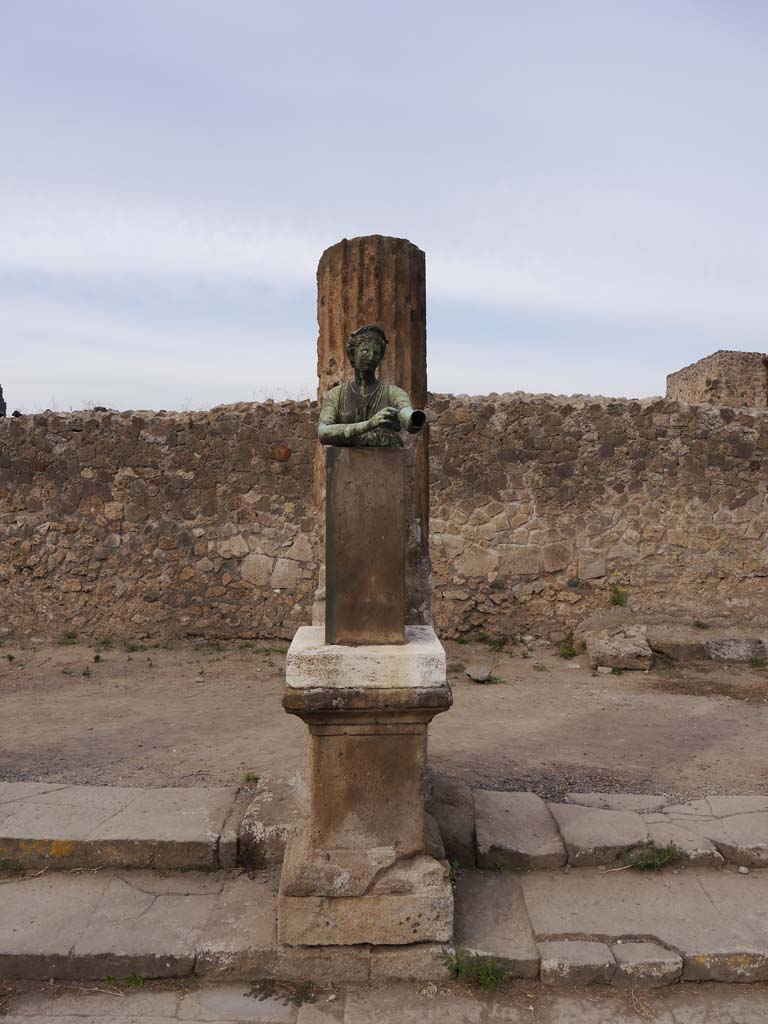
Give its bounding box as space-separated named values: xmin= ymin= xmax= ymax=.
xmin=318 ymin=380 xmax=415 ymax=447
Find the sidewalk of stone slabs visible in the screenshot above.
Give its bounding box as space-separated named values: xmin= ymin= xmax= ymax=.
xmin=1 ymin=858 xmax=768 ymax=987
xmin=4 ymin=781 xmax=768 ymax=876
xmin=4 ymin=981 xmax=768 ymax=1024
xmin=3 ymin=782 xmax=768 ymax=988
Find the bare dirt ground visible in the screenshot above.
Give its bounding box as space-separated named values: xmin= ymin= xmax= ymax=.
xmin=2 ymin=635 xmax=767 ymax=801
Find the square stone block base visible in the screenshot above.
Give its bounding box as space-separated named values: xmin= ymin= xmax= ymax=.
xmin=278 ymin=885 xmax=453 ymax=948
xmin=277 ymin=836 xmax=453 ymax=947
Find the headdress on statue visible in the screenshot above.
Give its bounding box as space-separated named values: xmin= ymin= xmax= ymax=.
xmin=346 ymin=324 xmax=388 ymax=363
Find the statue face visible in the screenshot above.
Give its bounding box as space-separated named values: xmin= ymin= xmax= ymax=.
xmin=351 ymin=335 xmax=384 ymax=374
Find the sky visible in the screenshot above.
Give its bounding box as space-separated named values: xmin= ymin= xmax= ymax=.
xmin=2 ymin=0 xmax=767 ymax=412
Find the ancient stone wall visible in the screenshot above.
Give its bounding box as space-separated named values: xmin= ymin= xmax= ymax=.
xmin=0 ymin=403 xmax=318 ymax=641
xmin=2 ymin=393 xmax=767 ymax=642
xmin=667 ymin=350 xmax=768 ymax=408
xmin=429 ymin=393 xmax=768 ymax=636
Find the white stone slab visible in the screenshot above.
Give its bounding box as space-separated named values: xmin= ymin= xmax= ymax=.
xmin=285 ymin=625 xmax=446 ymax=690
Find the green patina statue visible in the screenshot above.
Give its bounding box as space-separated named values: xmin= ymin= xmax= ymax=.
xmin=318 ymin=324 xmax=426 ymax=447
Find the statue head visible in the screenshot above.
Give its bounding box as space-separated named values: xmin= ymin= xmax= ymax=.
xmin=346 ymin=324 xmax=387 ymax=373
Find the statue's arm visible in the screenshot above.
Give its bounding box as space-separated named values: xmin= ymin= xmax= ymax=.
xmin=317 ymin=389 xmax=373 ymax=445
xmin=390 ymin=387 xmax=427 ymax=434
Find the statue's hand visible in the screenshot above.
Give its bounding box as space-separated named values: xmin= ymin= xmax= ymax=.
xmin=367 ymin=406 xmax=400 ymax=431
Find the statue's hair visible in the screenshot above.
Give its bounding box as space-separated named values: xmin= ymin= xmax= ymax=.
xmin=346 ymin=324 xmax=387 ymax=362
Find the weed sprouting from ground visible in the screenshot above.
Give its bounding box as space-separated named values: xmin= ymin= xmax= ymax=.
xmin=609 ymin=584 xmax=628 ymax=607
xmin=558 ymin=634 xmax=577 ymax=659
xmin=630 ymin=840 xmax=682 ymax=872
xmin=250 ymin=979 xmax=316 ymax=1006
xmin=122 ymin=973 xmax=145 ymax=988
xmin=693 ymin=620 xmax=709 ymax=630
xmin=443 ymin=947 xmax=511 ymax=991
xmin=58 ymin=631 xmax=77 ymax=645
xmin=748 ymin=657 xmax=766 ymax=669
xmin=0 ymin=859 xmax=25 ymax=878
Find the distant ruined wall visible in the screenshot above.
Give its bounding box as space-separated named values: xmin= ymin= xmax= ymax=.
xmin=0 ymin=403 xmax=318 ymax=641
xmin=2 ymin=393 xmax=768 ymax=642
xmin=429 ymin=393 xmax=768 ymax=636
xmin=667 ymin=350 xmax=768 ymax=408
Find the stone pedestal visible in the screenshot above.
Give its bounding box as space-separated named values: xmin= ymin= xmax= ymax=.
xmin=325 ymin=447 xmax=406 ymax=645
xmin=278 ymin=625 xmax=453 ymax=947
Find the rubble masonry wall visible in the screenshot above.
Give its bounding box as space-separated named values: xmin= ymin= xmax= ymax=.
xmin=1 ymin=393 xmax=767 ymax=641
xmin=666 ymin=351 xmax=768 ymax=408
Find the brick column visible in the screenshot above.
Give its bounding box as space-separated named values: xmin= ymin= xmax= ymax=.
xmin=313 ymin=235 xmax=432 ymax=626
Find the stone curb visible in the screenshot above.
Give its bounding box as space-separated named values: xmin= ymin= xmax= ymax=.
xmin=4 ymin=782 xmax=767 ymax=876
xmin=0 ymin=783 xmax=247 ymax=872
xmin=433 ymin=785 xmax=768 ymax=871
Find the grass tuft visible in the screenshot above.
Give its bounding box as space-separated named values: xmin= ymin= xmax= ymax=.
xmin=558 ymin=634 xmax=577 ymax=659
xmin=630 ymin=840 xmax=682 ymax=872
xmin=443 ymin=947 xmax=511 ymax=991
xmin=0 ymin=859 xmax=25 ymax=878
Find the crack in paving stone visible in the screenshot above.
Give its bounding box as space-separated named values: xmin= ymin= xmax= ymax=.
xmin=114 ymin=875 xmax=226 ymax=898
xmin=0 ymin=785 xmax=72 ymax=807
xmin=66 ymin=879 xmax=113 ymax=956
xmin=81 ymin=793 xmax=146 ymax=839
xmin=534 ymin=931 xmax=686 ymax=958
xmin=693 ymin=872 xmax=725 ymax=919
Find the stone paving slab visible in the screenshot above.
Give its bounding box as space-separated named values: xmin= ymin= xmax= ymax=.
xmin=521 ymin=866 xmax=768 ymax=982
xmin=611 ymin=940 xmax=683 ymax=988
xmin=0 ymin=784 xmax=238 ymax=870
xmin=0 ymin=869 xmax=450 ymax=986
xmin=538 ymin=940 xmax=615 ymax=986
xmin=548 ymin=804 xmax=647 ymax=866
xmin=472 ymin=790 xmax=768 ymax=870
xmin=474 ymin=791 xmax=565 ymax=870
xmin=6 ymin=978 xmax=768 ymax=1022
xmin=0 ymin=871 xmax=224 ymax=980
xmin=453 ymin=872 xmax=539 ymax=977
xmin=642 ymin=821 xmax=724 ymax=867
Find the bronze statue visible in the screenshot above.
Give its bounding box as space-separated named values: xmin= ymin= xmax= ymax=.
xmin=318 ymin=325 xmax=426 ymax=447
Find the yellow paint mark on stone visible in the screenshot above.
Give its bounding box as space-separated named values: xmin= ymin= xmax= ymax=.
xmin=17 ymin=838 xmax=76 ymax=858
xmin=50 ymin=840 xmax=75 ymax=857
